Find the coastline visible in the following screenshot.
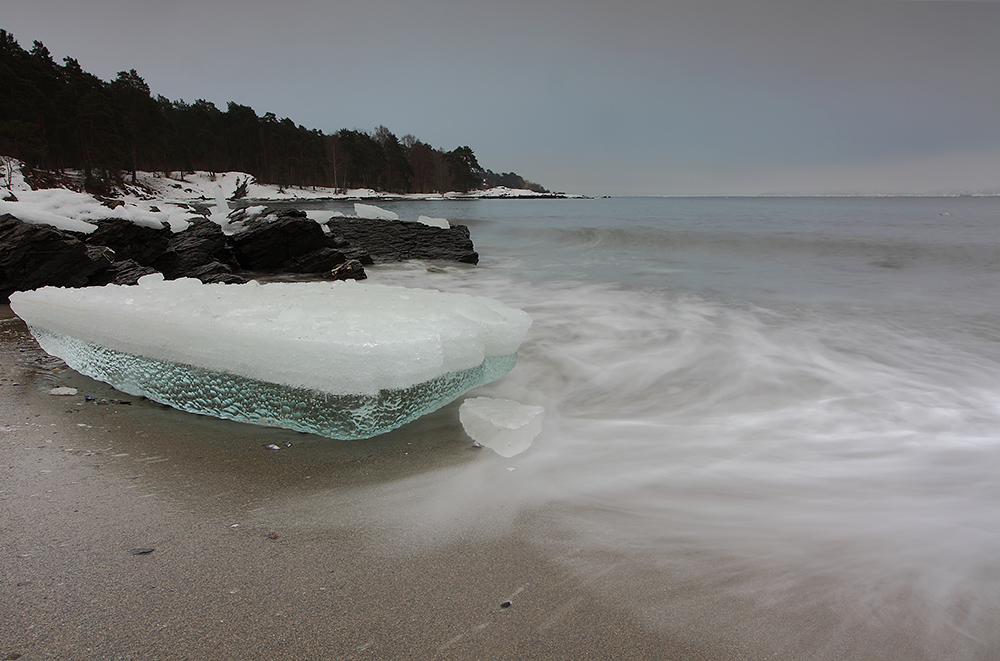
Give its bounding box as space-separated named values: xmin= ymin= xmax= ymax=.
xmin=5 ymin=193 xmax=996 ymax=658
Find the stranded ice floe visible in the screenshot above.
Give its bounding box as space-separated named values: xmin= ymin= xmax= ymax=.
xmin=10 ymin=275 xmax=532 ymax=439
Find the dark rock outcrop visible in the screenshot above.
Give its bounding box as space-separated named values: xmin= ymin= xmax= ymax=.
xmin=1 ymin=206 xmax=482 ymax=300
xmin=325 ymin=218 xmax=478 ymax=264
xmin=287 ymin=247 xmax=347 ymax=274
xmin=184 ymin=261 xmax=247 ymax=285
xmin=1 ymin=214 xmax=108 ymax=301
xmin=331 ymin=259 xmax=367 ymax=281
xmin=231 ymin=212 xmax=333 ymax=272
xmin=86 ymin=245 xmax=117 ymax=272
xmin=152 ymin=218 xmax=242 ymax=283
xmin=85 ymin=218 xmax=171 ymax=266
xmin=88 ymin=258 xmax=159 ymax=286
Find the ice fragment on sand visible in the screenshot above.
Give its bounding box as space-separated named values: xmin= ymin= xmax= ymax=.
xmin=10 ymin=277 xmax=531 ymax=440
xmin=354 ymin=203 xmax=398 ymax=220
xmin=48 ymin=387 xmax=78 ymax=396
xmin=459 ymin=397 xmax=544 ymax=458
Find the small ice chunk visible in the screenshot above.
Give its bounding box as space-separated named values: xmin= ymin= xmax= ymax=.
xmin=48 ymin=386 xmax=78 ymax=396
xmin=354 ymin=203 xmax=398 ymax=220
xmin=459 ymin=397 xmax=544 ymax=458
xmin=416 ymin=215 xmax=450 ymax=229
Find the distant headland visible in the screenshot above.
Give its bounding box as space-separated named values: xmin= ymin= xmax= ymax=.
xmin=0 ymin=28 xmax=558 ymax=197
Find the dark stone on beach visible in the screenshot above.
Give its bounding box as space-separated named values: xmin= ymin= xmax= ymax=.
xmin=128 ymin=547 xmax=155 ymax=555
xmin=87 ymin=258 xmax=157 ymax=286
xmin=0 ymin=205 xmax=480 ymax=298
xmin=185 ymin=261 xmax=247 ymax=284
xmin=161 ymin=218 xmax=230 ymax=263
xmin=342 ymin=247 xmax=374 ymax=265
xmin=85 ymin=218 xmax=171 ymax=266
xmin=330 ymin=259 xmax=367 ymax=281
xmin=325 ymin=218 xmax=479 ymax=264
xmin=0 ymin=214 xmax=107 ymax=301
xmin=288 ymin=247 xmax=347 ymax=274
xmin=86 ymin=244 xmax=117 ymax=270
xmin=153 ymin=218 xmax=241 ymax=282
xmin=231 ymin=213 xmax=334 ymax=272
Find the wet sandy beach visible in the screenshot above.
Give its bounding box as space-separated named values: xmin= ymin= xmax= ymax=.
xmin=1 ymin=306 xmax=705 ymax=660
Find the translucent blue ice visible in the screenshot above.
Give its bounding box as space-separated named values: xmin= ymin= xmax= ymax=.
xmin=30 ymin=327 xmax=518 ymax=439
xmin=11 ymin=277 xmax=531 ymax=439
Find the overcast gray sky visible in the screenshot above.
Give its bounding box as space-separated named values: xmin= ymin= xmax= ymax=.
xmin=4 ymin=0 xmax=999 ymax=195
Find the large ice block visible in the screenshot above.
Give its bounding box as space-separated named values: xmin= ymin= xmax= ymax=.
xmin=10 ymin=276 xmax=532 ymax=439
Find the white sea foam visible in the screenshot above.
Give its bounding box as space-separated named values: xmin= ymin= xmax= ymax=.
xmin=340 ymin=243 xmax=1000 ymax=655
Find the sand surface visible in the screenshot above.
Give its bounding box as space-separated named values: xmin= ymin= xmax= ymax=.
xmin=1 ymin=305 xmax=968 ymax=660
xmin=1 ymin=306 xmax=710 ymax=660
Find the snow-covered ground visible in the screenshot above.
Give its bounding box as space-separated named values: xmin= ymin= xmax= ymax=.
xmin=0 ymin=156 xmax=573 ymax=235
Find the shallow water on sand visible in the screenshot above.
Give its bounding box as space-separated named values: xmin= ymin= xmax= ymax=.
xmin=284 ymin=196 xmax=1000 ymax=657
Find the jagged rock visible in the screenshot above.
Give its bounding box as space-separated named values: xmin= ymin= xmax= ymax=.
xmin=2 ymin=204 xmax=478 ymax=300
xmin=185 ymin=261 xmax=247 ymax=284
xmin=153 ymin=218 xmax=238 ymax=279
xmin=334 ymin=242 xmax=374 ymax=265
xmin=85 ymin=218 xmax=171 ymax=266
xmin=0 ymin=214 xmax=107 ymax=301
xmin=89 ymin=258 xmax=159 ymax=286
xmin=325 ymin=218 xmax=478 ymax=264
xmin=86 ymin=244 xmax=117 ymax=271
xmin=330 ymin=259 xmax=367 ymax=281
xmin=288 ymin=247 xmax=347 ymax=274
xmin=230 ymin=213 xmax=334 ymax=272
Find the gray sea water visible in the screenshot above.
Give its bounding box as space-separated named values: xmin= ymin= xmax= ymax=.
xmin=302 ymin=196 xmax=1000 ymax=656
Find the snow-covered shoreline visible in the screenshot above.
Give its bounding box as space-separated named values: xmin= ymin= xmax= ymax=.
xmin=1 ymin=156 xmax=578 ymax=235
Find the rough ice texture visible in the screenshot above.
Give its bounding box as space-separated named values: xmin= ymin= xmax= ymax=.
xmin=10 ymin=275 xmax=532 ymax=439
xmin=28 ymin=328 xmax=517 ymax=439
xmin=459 ymin=397 xmax=545 ymax=458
